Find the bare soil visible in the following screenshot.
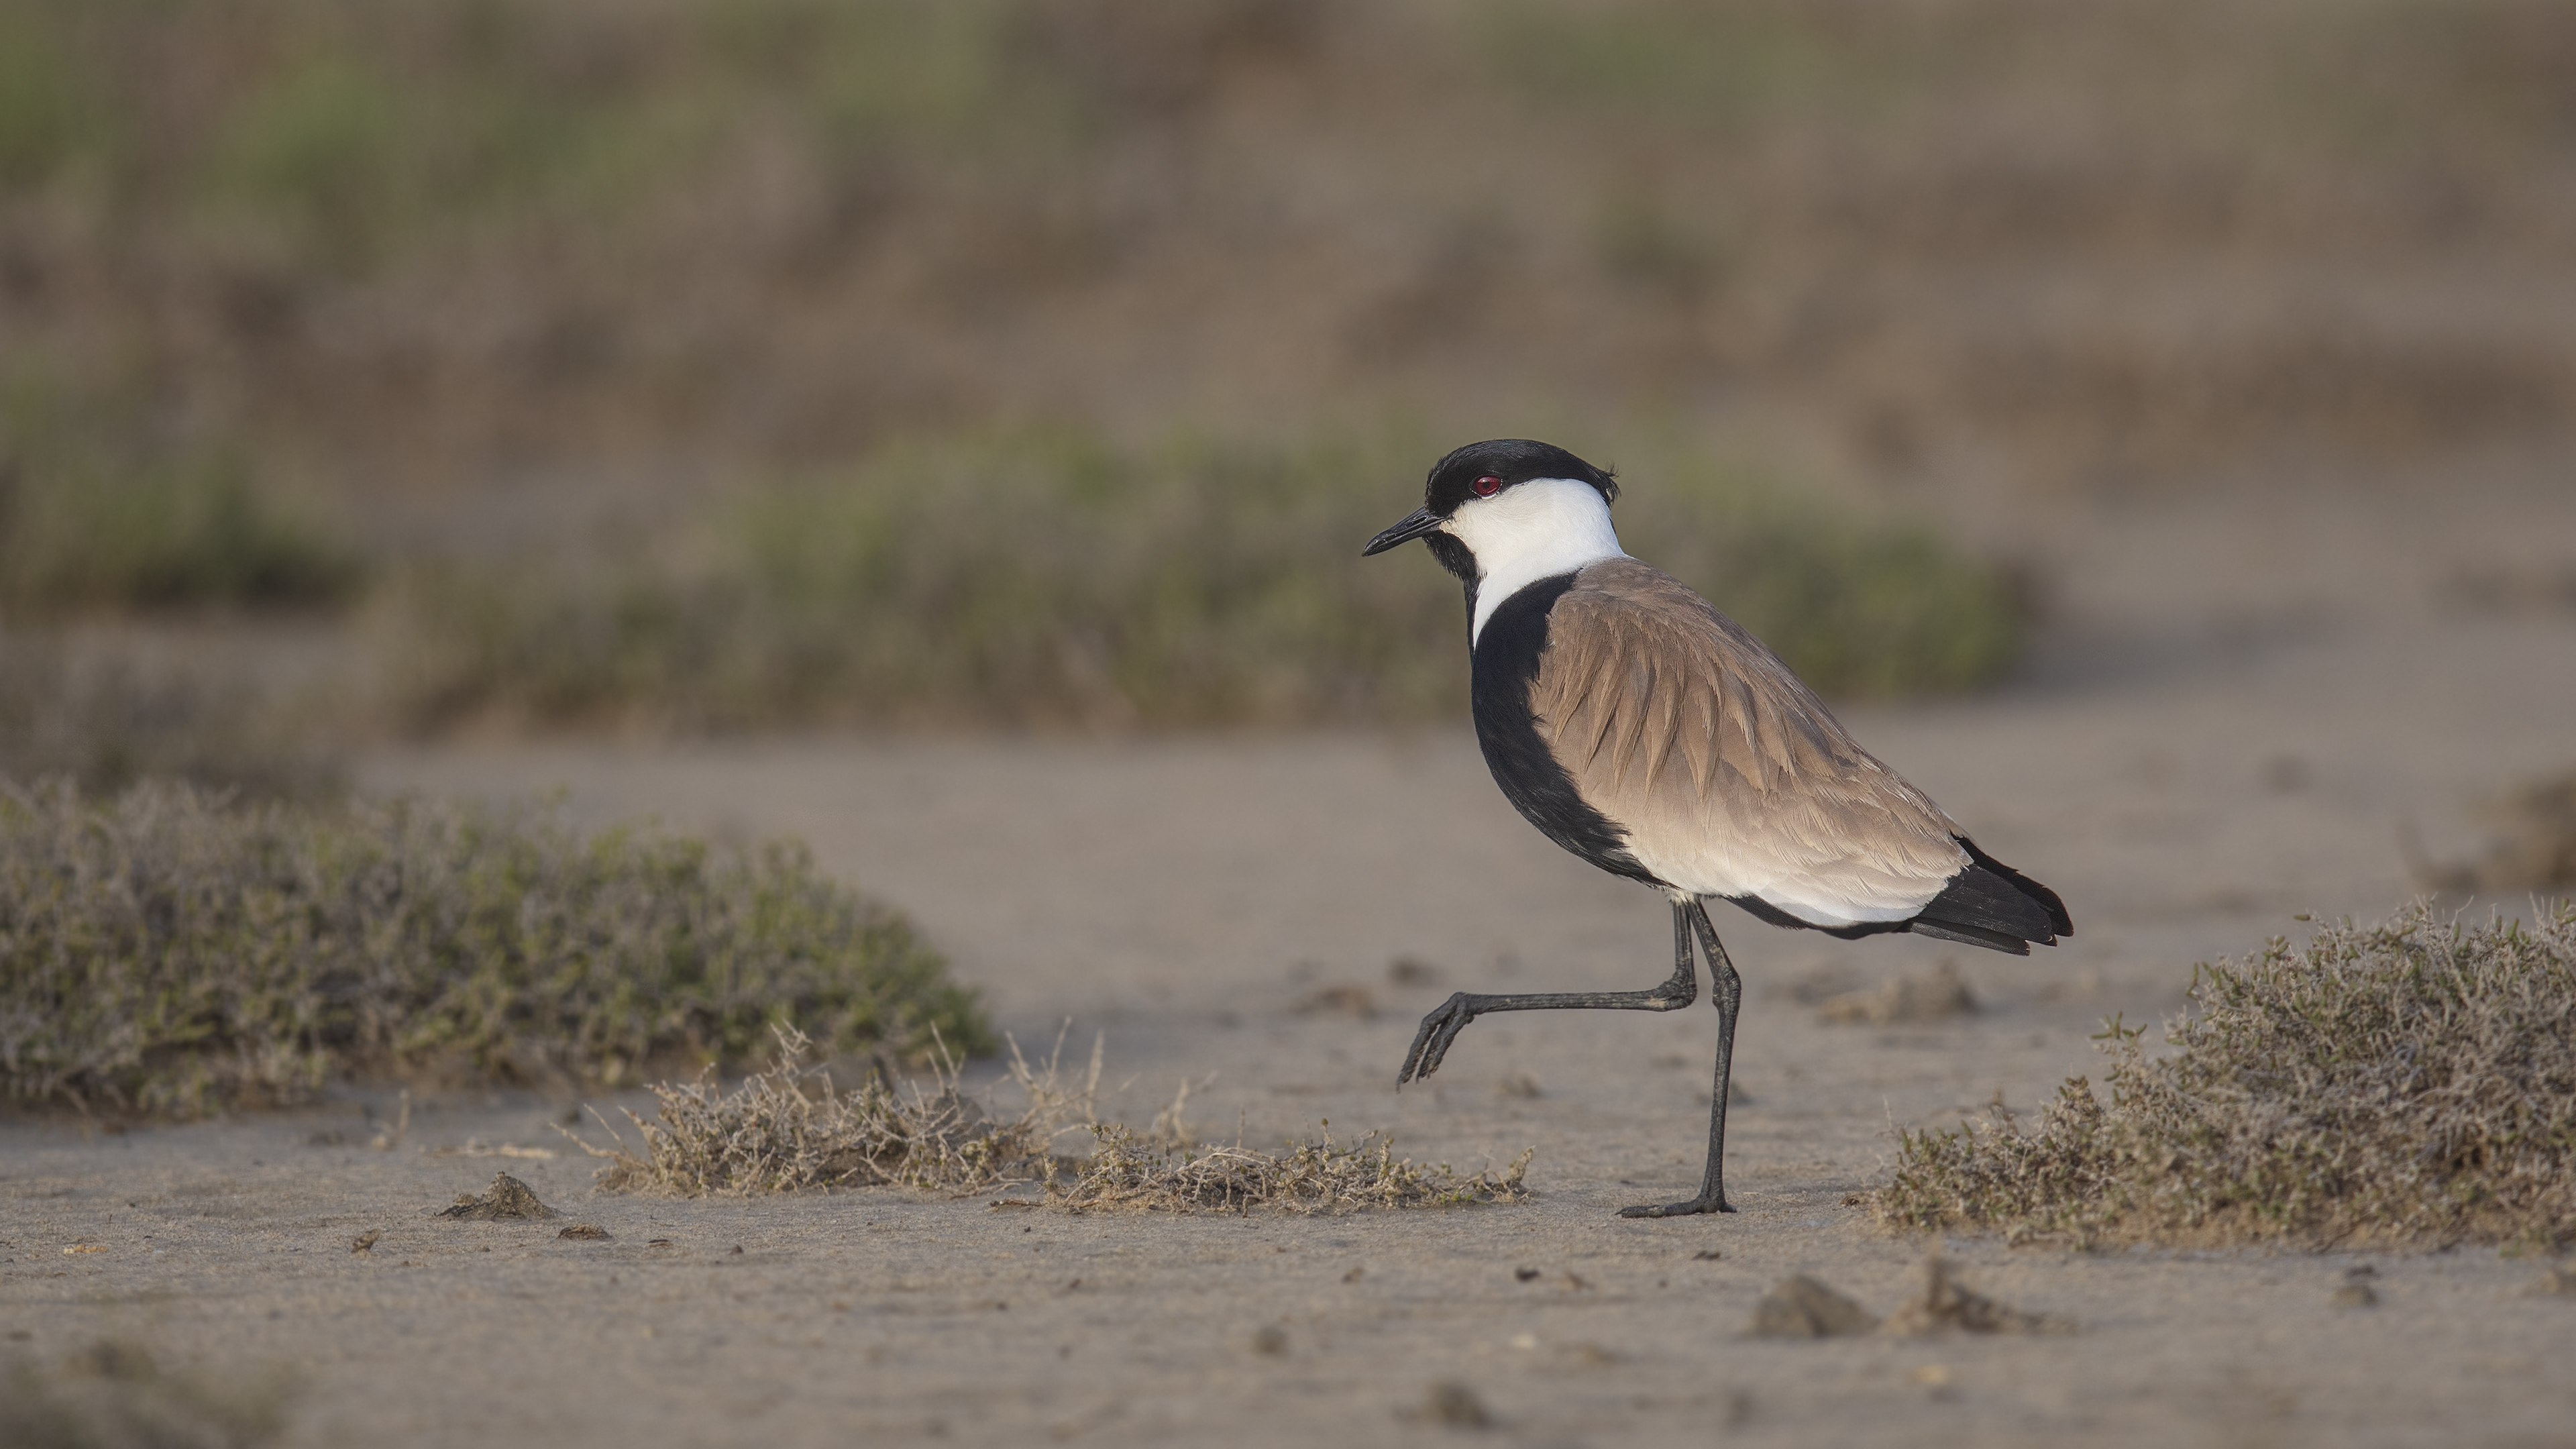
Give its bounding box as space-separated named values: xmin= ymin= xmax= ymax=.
xmin=7 ymin=478 xmax=2576 ymax=1446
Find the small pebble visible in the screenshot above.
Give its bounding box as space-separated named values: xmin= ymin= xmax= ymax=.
xmin=1417 ymin=1382 xmax=1493 ymax=1428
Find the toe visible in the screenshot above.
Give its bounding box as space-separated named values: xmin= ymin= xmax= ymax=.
xmin=1617 ymin=1197 xmax=1731 ymax=1219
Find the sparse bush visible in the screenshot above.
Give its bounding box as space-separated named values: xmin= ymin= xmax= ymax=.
xmin=0 ymin=460 xmax=359 ymax=614
xmin=0 ymin=381 xmax=361 ymax=616
xmin=1880 ymin=903 xmax=2576 ymax=1249
xmin=0 ymin=781 xmax=988 ymax=1116
xmin=375 ymin=429 xmax=2026 ymax=733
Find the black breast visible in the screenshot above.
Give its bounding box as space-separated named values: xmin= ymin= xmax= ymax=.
xmin=1470 ymin=576 xmax=1659 ymax=886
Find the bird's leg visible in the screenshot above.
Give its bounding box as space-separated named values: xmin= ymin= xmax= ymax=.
xmin=1397 ymin=901 xmax=1697 ymax=1086
xmin=1619 ymin=899 xmax=1741 ymax=1218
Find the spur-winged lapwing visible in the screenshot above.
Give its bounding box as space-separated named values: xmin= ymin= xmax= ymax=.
xmin=1364 ymin=439 xmax=2070 ymax=1219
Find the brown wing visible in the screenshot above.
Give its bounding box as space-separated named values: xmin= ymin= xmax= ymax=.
xmin=1530 ymin=558 xmax=1969 ymax=924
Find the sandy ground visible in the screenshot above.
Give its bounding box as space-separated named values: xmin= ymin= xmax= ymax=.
xmin=8 ymin=478 xmax=2576 ymax=1446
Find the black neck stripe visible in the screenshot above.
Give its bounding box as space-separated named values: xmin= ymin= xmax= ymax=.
xmin=1468 ymin=574 xmax=1656 ymax=887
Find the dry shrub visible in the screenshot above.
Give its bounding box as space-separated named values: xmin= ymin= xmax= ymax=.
xmin=1048 ymin=1124 xmax=1533 ymax=1214
xmin=0 ymin=780 xmax=987 ymax=1115
xmin=1880 ymin=903 xmax=2576 ymax=1250
xmin=576 ymin=1026 xmax=1098 ymax=1195
xmin=581 ymin=1026 xmax=1536 ymax=1212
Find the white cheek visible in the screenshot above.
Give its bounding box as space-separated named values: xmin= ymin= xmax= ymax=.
xmin=1456 ymin=478 xmax=1627 ymax=644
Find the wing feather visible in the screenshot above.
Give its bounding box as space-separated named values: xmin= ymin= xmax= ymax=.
xmin=1638 ymin=649 xmax=1682 ymax=795
xmin=1683 ymin=680 xmax=1720 ymax=798
xmin=1525 ymin=558 xmax=1969 ymax=924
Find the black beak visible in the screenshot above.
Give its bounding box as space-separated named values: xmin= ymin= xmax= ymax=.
xmin=1362 ymin=506 xmax=1444 ymax=557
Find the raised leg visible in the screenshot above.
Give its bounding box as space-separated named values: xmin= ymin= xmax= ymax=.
xmin=1619 ymin=900 xmax=1741 ymax=1218
xmin=1397 ymin=902 xmax=1698 ymax=1087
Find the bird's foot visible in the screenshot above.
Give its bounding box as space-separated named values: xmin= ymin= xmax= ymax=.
xmin=1397 ymin=992 xmax=1481 ymax=1085
xmin=1616 ymin=1195 xmax=1736 ymax=1219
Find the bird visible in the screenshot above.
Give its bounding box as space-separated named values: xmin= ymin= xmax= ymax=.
xmin=1362 ymin=439 xmax=2070 ymax=1220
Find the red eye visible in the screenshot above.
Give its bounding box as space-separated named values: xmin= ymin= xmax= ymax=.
xmin=1472 ymin=475 xmax=1504 ymax=497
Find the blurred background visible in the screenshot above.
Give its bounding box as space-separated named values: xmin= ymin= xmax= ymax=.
xmin=1 ymin=0 xmax=2573 ymax=835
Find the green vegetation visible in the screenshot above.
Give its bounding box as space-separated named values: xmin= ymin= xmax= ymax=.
xmin=1623 ymin=465 xmax=2027 ymax=702
xmin=0 ymin=460 xmax=356 ymax=616
xmin=0 ymin=0 xmax=1079 ymax=268
xmin=0 ymin=780 xmax=989 ymax=1116
xmin=1 ymin=379 xmax=360 ymax=616
xmin=22 ymin=0 xmax=2560 ymax=739
xmin=1 ymin=0 xmax=2565 ymax=538
xmin=11 ymin=0 xmax=2546 ymax=231
xmin=1 ymin=0 xmax=2069 ymax=764
xmin=376 ymin=431 xmax=2026 ymax=733
xmin=1880 ymin=904 xmax=2576 ymax=1250
xmin=1481 ymin=1 xmax=1949 ymax=132
xmin=1480 ymin=0 xmax=2576 ymax=158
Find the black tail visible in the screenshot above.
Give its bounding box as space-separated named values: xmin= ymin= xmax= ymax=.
xmin=1905 ymin=837 xmax=2072 ymax=956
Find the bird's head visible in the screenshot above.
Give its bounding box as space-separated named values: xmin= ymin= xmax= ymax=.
xmin=1362 ymin=439 xmax=1621 ymax=587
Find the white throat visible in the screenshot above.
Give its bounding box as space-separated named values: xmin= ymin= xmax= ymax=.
xmin=1451 ymin=478 xmax=1628 ymax=645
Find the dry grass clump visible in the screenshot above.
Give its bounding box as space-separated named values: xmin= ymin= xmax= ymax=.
xmin=1880 ymin=903 xmax=2576 ymax=1249
xmin=1049 ymin=1123 xmax=1533 ymax=1215
xmin=580 ymin=1026 xmax=1534 ymax=1212
xmin=577 ymin=1026 xmax=1096 ymax=1195
xmin=0 ymin=780 xmax=987 ymax=1116
xmin=437 ymin=1172 xmax=558 ymax=1221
